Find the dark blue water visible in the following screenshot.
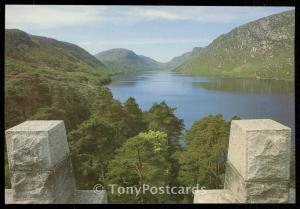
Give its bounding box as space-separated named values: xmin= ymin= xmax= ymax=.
xmin=107 ymin=71 xmax=295 ymax=142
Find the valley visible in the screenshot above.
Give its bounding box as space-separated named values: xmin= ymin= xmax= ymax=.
xmin=4 ymin=7 xmax=295 ymax=203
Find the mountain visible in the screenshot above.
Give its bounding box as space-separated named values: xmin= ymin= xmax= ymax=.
xmin=95 ymin=48 xmax=163 ymax=73
xmin=165 ymin=47 xmax=206 ymax=70
xmin=174 ymin=10 xmax=295 ymax=80
xmin=5 ymin=29 xmax=110 ymax=86
xmin=138 ymin=55 xmax=164 ymax=69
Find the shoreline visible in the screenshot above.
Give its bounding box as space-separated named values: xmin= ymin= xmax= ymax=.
xmin=107 ymin=70 xmax=295 ymax=83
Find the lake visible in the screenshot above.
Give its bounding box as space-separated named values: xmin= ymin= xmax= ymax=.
xmin=107 ymin=71 xmax=295 ymax=142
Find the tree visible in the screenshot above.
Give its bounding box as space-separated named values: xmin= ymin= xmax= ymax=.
xmin=5 ymin=147 xmax=11 ymax=189
xmin=91 ymin=86 xmax=114 ymax=117
xmin=143 ymin=101 xmax=185 ymax=202
xmin=68 ymin=116 xmax=117 ymax=189
xmin=175 ymin=115 xmax=240 ymax=203
xmin=106 ymin=131 xmax=171 ymax=203
xmin=91 ymin=87 xmax=129 ymax=141
xmin=32 ymin=84 xmax=90 ymax=132
xmin=144 ymin=101 xmax=184 ymax=148
xmin=123 ymin=97 xmax=146 ymax=138
xmin=5 ymin=77 xmax=52 ymax=129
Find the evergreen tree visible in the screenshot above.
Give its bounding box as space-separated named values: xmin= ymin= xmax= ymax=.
xmin=4 ymin=148 xmax=10 ymax=189
xmin=68 ymin=116 xmax=117 ymax=189
xmin=174 ymin=115 xmax=240 ymax=203
xmin=91 ymin=86 xmax=114 ymax=117
xmin=33 ymin=84 xmax=90 ymax=132
xmin=144 ymin=101 xmax=184 ymax=148
xmin=106 ymin=131 xmax=171 ymax=203
xmin=5 ymin=77 xmax=52 ymax=129
xmin=123 ymin=97 xmax=146 ymax=138
xmin=91 ymin=87 xmax=128 ymax=141
xmin=144 ymin=101 xmax=185 ymax=202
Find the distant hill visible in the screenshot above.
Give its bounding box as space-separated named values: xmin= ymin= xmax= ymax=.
xmin=138 ymin=55 xmax=164 ymax=69
xmin=5 ymin=29 xmax=110 ymax=87
xmin=95 ymin=48 xmax=164 ymax=73
xmin=165 ymin=47 xmax=206 ymax=70
xmin=174 ymin=10 xmax=295 ymax=80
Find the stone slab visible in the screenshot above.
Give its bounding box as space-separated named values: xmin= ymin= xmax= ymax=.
xmin=230 ymin=119 xmax=290 ymax=131
xmin=227 ymin=119 xmax=291 ymax=181
xmin=193 ymin=188 xmax=295 ymax=204
xmin=193 ymin=189 xmax=238 ymax=203
xmin=5 ymin=190 xmax=108 ymax=204
xmin=6 ymin=120 xmax=70 ymax=171
xmin=289 ymin=188 xmax=295 ymax=203
xmin=224 ymin=162 xmax=247 ymax=202
xmin=224 ymin=162 xmax=289 ymax=203
xmin=10 ymin=157 xmax=75 ymax=203
xmin=245 ymin=180 xmax=289 ymax=203
xmin=73 ymin=190 xmax=108 ymax=204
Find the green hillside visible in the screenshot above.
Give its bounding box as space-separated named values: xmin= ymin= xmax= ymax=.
xmin=5 ymin=29 xmax=110 ymax=87
xmin=95 ymin=48 xmax=164 ymax=73
xmin=174 ymin=10 xmax=295 ymax=80
xmin=165 ymin=47 xmax=202 ymax=70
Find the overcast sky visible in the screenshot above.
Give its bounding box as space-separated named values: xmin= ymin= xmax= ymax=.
xmin=5 ymin=6 xmax=294 ymax=62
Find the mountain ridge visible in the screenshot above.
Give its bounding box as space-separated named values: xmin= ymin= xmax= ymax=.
xmin=5 ymin=29 xmax=110 ymax=86
xmin=173 ymin=10 xmax=295 ymax=80
xmin=94 ymin=48 xmax=165 ymax=73
xmin=5 ymin=9 xmax=295 ymax=82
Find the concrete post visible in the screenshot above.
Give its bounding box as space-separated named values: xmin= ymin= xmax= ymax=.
xmin=194 ymin=119 xmax=292 ymax=203
xmin=5 ymin=120 xmax=108 ymax=204
xmin=225 ymin=119 xmax=291 ymax=203
xmin=5 ymin=121 xmax=76 ymax=203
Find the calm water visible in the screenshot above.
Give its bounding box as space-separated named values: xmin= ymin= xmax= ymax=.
xmin=107 ymin=71 xmax=295 ymax=142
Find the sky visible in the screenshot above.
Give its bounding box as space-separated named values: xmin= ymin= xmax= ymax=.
xmin=5 ymin=6 xmax=294 ymax=62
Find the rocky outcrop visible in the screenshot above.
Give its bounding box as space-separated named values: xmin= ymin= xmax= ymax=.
xmin=176 ymin=10 xmax=295 ymax=80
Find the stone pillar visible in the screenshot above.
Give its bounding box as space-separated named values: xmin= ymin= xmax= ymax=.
xmin=194 ymin=119 xmax=292 ymax=203
xmin=225 ymin=119 xmax=291 ymax=203
xmin=5 ymin=120 xmax=76 ymax=203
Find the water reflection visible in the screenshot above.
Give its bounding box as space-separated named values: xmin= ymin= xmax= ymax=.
xmin=193 ymin=78 xmax=294 ymax=94
xmin=108 ymin=71 xmax=295 ymax=143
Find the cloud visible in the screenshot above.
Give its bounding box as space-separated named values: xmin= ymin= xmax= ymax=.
xmin=131 ymin=6 xmax=293 ymax=23
xmin=5 ymin=5 xmax=108 ymax=29
xmin=132 ymin=8 xmax=186 ymax=20
xmin=5 ymin=5 xmax=293 ymax=29
xmin=78 ymin=38 xmax=212 ymax=46
xmin=105 ymin=6 xmax=293 ymax=23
